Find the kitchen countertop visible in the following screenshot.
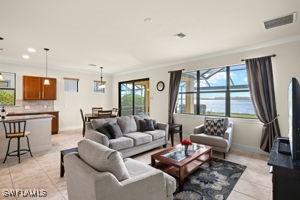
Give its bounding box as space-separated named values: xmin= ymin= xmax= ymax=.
xmin=7 ymin=110 xmax=59 ymax=116
xmin=0 ymin=114 xmax=54 ymax=122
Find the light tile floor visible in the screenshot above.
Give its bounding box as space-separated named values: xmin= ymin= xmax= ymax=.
xmin=0 ymin=130 xmax=272 ymax=200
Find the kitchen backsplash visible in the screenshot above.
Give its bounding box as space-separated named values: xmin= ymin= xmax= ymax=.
xmin=5 ymin=100 xmax=55 ymax=113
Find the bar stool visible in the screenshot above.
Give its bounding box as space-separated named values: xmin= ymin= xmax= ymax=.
xmin=3 ymin=120 xmax=33 ymax=163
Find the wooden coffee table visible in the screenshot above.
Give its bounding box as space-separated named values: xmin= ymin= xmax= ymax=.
xmin=151 ymin=144 xmax=212 ymax=189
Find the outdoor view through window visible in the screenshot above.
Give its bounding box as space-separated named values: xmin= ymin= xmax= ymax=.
xmin=176 ymin=64 xmax=256 ymax=118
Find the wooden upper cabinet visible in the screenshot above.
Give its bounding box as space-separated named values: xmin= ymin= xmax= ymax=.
xmin=23 ymin=76 xmax=42 ymax=100
xmin=23 ymin=76 xmax=57 ymax=100
xmin=41 ymin=78 xmax=57 ymax=100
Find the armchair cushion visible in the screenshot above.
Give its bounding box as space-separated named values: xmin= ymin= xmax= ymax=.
xmin=78 ymin=139 xmax=130 ymax=181
xmin=190 ymin=133 xmax=229 ymax=148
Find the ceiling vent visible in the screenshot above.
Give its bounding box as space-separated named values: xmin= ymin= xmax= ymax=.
xmin=174 ymin=33 xmax=186 ymax=38
xmin=264 ymin=12 xmax=297 ymax=29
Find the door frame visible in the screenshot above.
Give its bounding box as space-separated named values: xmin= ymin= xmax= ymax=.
xmin=118 ymin=78 xmax=150 ymax=116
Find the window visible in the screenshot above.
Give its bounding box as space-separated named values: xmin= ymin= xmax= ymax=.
xmin=94 ymin=81 xmax=106 ymax=93
xmin=0 ymin=72 xmax=16 ymax=105
xmin=64 ymin=78 xmax=79 ymax=92
xmin=176 ymin=64 xmax=256 ymax=118
xmin=119 ymin=79 xmax=150 ymax=116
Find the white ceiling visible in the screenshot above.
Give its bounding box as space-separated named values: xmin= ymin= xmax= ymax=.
xmin=0 ymin=0 xmax=300 ymax=74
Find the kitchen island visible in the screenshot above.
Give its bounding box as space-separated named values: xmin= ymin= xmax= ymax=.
xmin=0 ymin=114 xmax=53 ymax=159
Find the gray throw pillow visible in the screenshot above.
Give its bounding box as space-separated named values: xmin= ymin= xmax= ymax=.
xmin=96 ymin=123 xmax=113 ymax=139
xmin=78 ymin=139 xmax=130 ymax=181
xmin=139 ymin=119 xmax=155 ymax=132
xmin=107 ymin=122 xmax=123 ymax=138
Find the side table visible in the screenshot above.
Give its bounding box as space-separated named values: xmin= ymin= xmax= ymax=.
xmin=169 ymin=123 xmax=183 ymax=146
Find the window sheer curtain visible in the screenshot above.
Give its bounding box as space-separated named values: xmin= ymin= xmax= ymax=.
xmin=245 ymin=56 xmax=281 ymax=152
xmin=168 ymin=70 xmax=182 ymax=124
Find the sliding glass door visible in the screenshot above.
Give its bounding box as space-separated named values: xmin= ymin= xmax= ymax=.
xmin=119 ymin=79 xmax=149 ymax=116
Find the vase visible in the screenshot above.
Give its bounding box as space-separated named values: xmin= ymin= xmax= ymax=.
xmin=184 ymin=145 xmax=189 ymax=156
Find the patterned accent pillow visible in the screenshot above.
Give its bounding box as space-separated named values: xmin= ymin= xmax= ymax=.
xmin=204 ymin=118 xmax=225 ymax=137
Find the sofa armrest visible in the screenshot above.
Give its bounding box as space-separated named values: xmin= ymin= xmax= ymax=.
xmin=194 ymin=124 xmax=205 ymax=134
xmin=65 ymin=153 xmax=121 ymax=200
xmin=119 ymin=170 xmax=170 ymax=200
xmin=85 ymin=130 xmax=109 ymax=147
xmin=157 ymin=123 xmax=169 ymax=143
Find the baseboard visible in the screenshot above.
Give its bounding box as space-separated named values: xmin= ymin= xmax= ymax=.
xmin=60 ymin=126 xmax=82 ymax=132
xmin=232 ymin=143 xmax=268 ymax=155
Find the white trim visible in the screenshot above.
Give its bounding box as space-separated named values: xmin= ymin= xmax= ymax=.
xmin=59 ymin=125 xmax=82 ymax=132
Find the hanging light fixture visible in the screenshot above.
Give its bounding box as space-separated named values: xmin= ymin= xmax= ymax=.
xmin=0 ymin=73 xmax=4 ymax=81
xmin=98 ymin=67 xmax=105 ymax=89
xmin=43 ymin=48 xmax=50 ymax=85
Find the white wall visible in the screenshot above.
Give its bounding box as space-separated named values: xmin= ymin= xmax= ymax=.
xmin=0 ymin=64 xmax=113 ymax=131
xmin=112 ymin=41 xmax=300 ymax=153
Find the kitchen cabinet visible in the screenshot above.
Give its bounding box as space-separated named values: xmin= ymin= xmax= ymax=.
xmin=23 ymin=76 xmax=57 ymax=100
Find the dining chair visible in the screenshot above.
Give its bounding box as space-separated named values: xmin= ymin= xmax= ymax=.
xmin=80 ymin=109 xmax=86 ymax=137
xmin=3 ymin=120 xmax=33 ymax=163
xmin=111 ymin=108 xmax=119 ymax=117
xmin=92 ymin=107 xmax=103 ymax=115
xmin=97 ymin=110 xmax=112 ymax=119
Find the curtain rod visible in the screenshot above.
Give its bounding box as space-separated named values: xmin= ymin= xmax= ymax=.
xmin=241 ymin=54 xmax=276 ymax=62
xmin=168 ymin=69 xmax=185 ymax=73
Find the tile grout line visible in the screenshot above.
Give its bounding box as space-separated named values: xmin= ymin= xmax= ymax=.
xmin=33 ymin=155 xmax=67 ymax=200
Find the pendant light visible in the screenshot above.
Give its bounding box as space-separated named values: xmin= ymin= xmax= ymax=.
xmin=0 ymin=73 xmax=4 ymax=81
xmin=99 ymin=67 xmax=105 ymax=89
xmin=43 ymin=48 xmax=50 ymax=85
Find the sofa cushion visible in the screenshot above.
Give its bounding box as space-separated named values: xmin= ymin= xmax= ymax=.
xmin=107 ymin=122 xmax=123 ymax=138
xmin=117 ymin=116 xmax=137 ymax=134
xmin=109 ymin=137 xmax=134 ymax=150
xmin=204 ymin=118 xmax=226 ymax=137
xmin=78 ymin=139 xmax=130 ymax=181
xmin=96 ymin=123 xmax=113 ymax=139
xmin=91 ymin=118 xmax=117 ymax=130
xmin=124 ymin=132 xmax=152 ymax=146
xmin=190 ymin=133 xmax=229 ymax=148
xmin=124 ymin=158 xmax=176 ymax=197
xmin=145 ymin=130 xmax=165 ymax=140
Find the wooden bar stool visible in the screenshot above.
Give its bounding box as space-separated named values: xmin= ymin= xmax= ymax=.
xmin=2 ymin=120 xmax=33 ymax=163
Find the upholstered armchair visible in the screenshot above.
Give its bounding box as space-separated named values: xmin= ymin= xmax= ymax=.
xmin=64 ymin=139 xmax=176 ymax=200
xmin=190 ymin=117 xmax=233 ymax=158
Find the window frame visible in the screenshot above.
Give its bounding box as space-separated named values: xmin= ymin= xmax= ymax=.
xmin=0 ymin=72 xmax=16 ymax=106
xmin=176 ymin=64 xmax=257 ymax=119
xmin=63 ymin=77 xmax=79 ymax=93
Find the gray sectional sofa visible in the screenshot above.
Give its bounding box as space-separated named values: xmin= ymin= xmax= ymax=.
xmin=85 ymin=115 xmax=169 ymax=158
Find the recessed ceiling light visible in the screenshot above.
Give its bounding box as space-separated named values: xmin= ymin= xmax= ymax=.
xmin=144 ymin=17 xmax=152 ymax=23
xmin=27 ymin=48 xmax=36 ymax=53
xmin=174 ymin=33 xmax=186 ymax=38
xmin=0 ymin=37 xmax=3 ymax=40
xmin=22 ymin=54 xmax=30 ymax=59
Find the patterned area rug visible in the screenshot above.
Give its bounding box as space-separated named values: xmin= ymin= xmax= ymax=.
xmin=174 ymin=158 xmax=246 ymax=200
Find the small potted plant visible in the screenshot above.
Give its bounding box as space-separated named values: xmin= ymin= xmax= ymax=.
xmin=181 ymin=139 xmax=192 ymax=156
